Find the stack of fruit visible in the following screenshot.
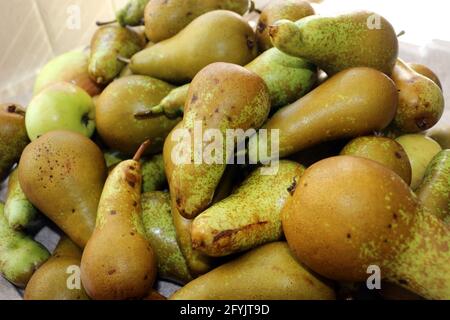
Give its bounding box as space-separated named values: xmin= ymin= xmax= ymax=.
xmin=0 ymin=0 xmax=448 ymax=300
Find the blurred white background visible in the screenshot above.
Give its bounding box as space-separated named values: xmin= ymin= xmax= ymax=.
xmin=0 ymin=0 xmax=448 ymax=105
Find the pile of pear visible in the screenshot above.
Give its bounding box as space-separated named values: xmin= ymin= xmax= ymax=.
xmin=0 ymin=0 xmax=448 ymax=300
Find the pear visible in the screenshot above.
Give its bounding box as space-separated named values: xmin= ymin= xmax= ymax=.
xmin=148 ymin=47 xmax=317 ymax=117
xmin=170 ymin=62 xmax=270 ymax=219
xmin=270 ymin=11 xmax=398 ymax=75
xmin=34 ymin=49 xmax=103 ymax=97
xmin=141 ymin=191 xmax=192 ymax=284
xmin=416 ymin=150 xmax=450 ymax=224
xmin=249 ymin=67 xmax=398 ymax=162
xmin=256 ymin=0 xmax=315 ymax=51
xmin=96 ymin=75 xmax=180 ymax=156
xmin=89 ymin=26 xmax=144 ymax=85
xmin=4 ymin=168 xmax=39 ymax=230
xmin=391 ymin=59 xmax=444 ymax=133
xmin=409 ymin=63 xmax=442 ymax=89
xmin=0 ymin=103 xmax=28 ymax=182
xmin=281 ymin=155 xmax=450 ymax=300
xmin=129 ymin=10 xmax=258 ymax=84
xmin=142 ymin=154 xmax=166 ymax=192
xmin=192 ymin=161 xmax=305 ymax=257
xmin=81 ymin=141 xmax=157 ymax=300
xmin=396 ymin=134 xmax=442 ymax=189
xmin=341 ymin=136 xmax=412 ymax=185
xmin=144 ymin=0 xmax=251 ymax=42
xmin=18 ymin=131 xmax=107 ymax=248
xmin=170 ymin=242 xmax=336 ymax=300
xmin=0 ymin=202 xmax=50 ymax=288
xmin=427 ymin=123 xmax=450 ymax=149
xmin=116 ymin=0 xmax=149 ymax=26
xmin=24 ymin=237 xmax=89 ymax=300
xmin=26 ymin=82 xmax=96 ymax=141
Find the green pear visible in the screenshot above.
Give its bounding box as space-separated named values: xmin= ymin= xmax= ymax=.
xmin=270 ymin=11 xmax=398 ymax=75
xmin=129 ymin=10 xmax=258 ymax=84
xmin=249 ymin=67 xmax=398 ymax=162
xmin=34 ymin=49 xmax=103 ymax=97
xmin=144 ymin=0 xmax=250 ymax=42
xmin=89 ymin=26 xmax=144 ymax=85
xmin=149 ymin=48 xmax=317 ymax=117
xmin=192 ymin=161 xmax=305 ymax=257
xmin=396 ymin=134 xmax=442 ymax=189
xmin=391 ymin=59 xmax=444 ymax=133
xmin=4 ymin=168 xmax=39 ymax=230
xmin=116 ymin=0 xmax=149 ymax=26
xmin=18 ymin=131 xmax=107 ymax=248
xmin=341 ymin=136 xmax=412 ymax=185
xmin=96 ymin=75 xmax=179 ymax=156
xmin=141 ymin=191 xmax=192 ymax=284
xmin=170 ymin=242 xmax=336 ymax=300
xmin=416 ymin=150 xmax=450 ymax=224
xmin=0 ymin=103 xmax=29 ymax=181
xmin=170 ymin=63 xmax=270 ymax=219
xmin=24 ymin=237 xmax=90 ymax=300
xmin=0 ymin=202 xmax=50 ymax=288
xmin=26 ymin=82 xmax=96 ymax=141
xmin=256 ymin=0 xmax=315 ymax=51
xmin=81 ymin=141 xmax=156 ymax=300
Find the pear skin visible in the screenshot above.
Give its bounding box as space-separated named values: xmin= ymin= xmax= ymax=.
xmin=249 ymin=67 xmax=398 ymax=161
xmin=116 ymin=0 xmax=149 ymax=26
xmin=18 ymin=131 xmax=107 ymax=248
xmin=0 ymin=203 xmax=50 ymax=288
xmin=33 ymin=49 xmax=103 ymax=97
xmin=170 ymin=242 xmax=336 ymax=300
xmin=170 ymin=62 xmax=270 ymax=219
xmin=141 ymin=191 xmax=192 ymax=284
xmin=416 ymin=150 xmax=450 ymax=224
xmin=391 ymin=59 xmax=444 ymax=133
xmin=0 ymin=104 xmax=29 ymax=182
xmin=256 ymin=0 xmax=315 ymax=51
xmin=24 ymin=237 xmax=90 ymax=300
xmin=96 ymin=75 xmax=179 ymax=156
xmin=192 ymin=161 xmax=305 ymax=257
xmin=4 ymin=168 xmax=39 ymax=230
xmin=341 ymin=136 xmax=412 ymax=185
xmin=142 ymin=154 xmax=166 ymax=192
xmin=89 ymin=26 xmax=144 ymax=84
xmin=130 ymin=10 xmax=258 ymax=84
xmin=144 ymin=0 xmax=250 ymax=42
xmin=281 ymin=156 xmax=450 ymax=299
xmin=270 ymin=11 xmax=398 ymax=75
xmin=81 ymin=141 xmax=156 ymax=300
xmin=409 ymin=63 xmax=442 ymax=89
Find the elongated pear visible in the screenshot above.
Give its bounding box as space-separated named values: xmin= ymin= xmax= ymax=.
xmin=391 ymin=59 xmax=444 ymax=133
xmin=4 ymin=169 xmax=39 ymax=230
xmin=0 ymin=104 xmax=28 ymax=181
xmin=141 ymin=191 xmax=192 ymax=284
xmin=192 ymin=161 xmax=305 ymax=257
xmin=144 ymin=0 xmax=251 ymax=42
xmin=270 ymin=11 xmax=398 ymax=75
xmin=409 ymin=63 xmax=442 ymax=89
xmin=416 ymin=150 xmax=450 ymax=224
xmin=81 ymin=141 xmax=156 ymax=300
xmin=170 ymin=242 xmax=336 ymax=300
xmin=249 ymin=67 xmax=398 ymax=162
xmin=282 ymin=156 xmax=450 ymax=299
xmin=130 ymin=10 xmax=258 ymax=84
xmin=170 ymin=63 xmax=270 ymax=219
xmin=0 ymin=203 xmax=50 ymax=287
xmin=116 ymin=0 xmax=149 ymax=26
xmin=24 ymin=237 xmax=89 ymax=300
xmin=18 ymin=131 xmax=107 ymax=248
xmin=89 ymin=26 xmax=144 ymax=84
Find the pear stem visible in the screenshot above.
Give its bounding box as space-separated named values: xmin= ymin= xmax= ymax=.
xmin=249 ymin=1 xmax=262 ymax=14
xmin=397 ymin=30 xmax=406 ymax=38
xmin=96 ymin=19 xmax=117 ymax=26
xmin=117 ymin=56 xmax=131 ymax=64
xmin=7 ymin=104 xmax=26 ymax=116
xmin=133 ymin=140 xmax=151 ymax=162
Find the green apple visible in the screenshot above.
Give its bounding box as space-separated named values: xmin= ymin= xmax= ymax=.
xmin=26 ymin=82 xmax=96 ymax=141
xmin=396 ymin=134 xmax=442 ymax=190
xmin=33 ymin=49 xmax=102 ymax=97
